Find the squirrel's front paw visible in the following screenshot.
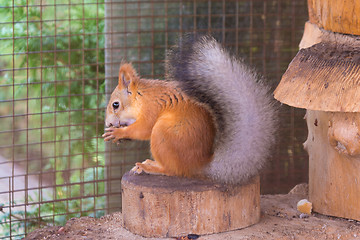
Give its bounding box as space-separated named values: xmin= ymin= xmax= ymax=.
xmin=102 ymin=127 xmax=123 ymax=143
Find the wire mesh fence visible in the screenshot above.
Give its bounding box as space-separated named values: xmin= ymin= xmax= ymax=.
xmin=0 ymin=0 xmax=308 ymax=238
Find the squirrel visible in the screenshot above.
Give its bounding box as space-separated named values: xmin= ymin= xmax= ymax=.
xmin=102 ymin=35 xmax=277 ymax=185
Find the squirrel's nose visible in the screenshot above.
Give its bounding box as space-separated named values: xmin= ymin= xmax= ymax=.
xmin=105 ymin=120 xmax=113 ymax=128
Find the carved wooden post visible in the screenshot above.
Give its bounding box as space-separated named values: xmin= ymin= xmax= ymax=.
xmin=274 ymin=0 xmax=360 ymax=220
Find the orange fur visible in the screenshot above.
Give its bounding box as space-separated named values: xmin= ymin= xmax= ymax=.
xmin=103 ymin=63 xmax=216 ymax=177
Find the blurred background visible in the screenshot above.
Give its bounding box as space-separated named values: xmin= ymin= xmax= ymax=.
xmin=0 ymin=0 xmax=308 ymax=238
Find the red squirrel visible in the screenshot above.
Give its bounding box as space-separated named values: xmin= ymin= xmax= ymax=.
xmin=102 ymin=35 xmax=277 ymax=185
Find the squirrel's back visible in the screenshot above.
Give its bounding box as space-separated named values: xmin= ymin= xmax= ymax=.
xmin=166 ymin=35 xmax=278 ymax=185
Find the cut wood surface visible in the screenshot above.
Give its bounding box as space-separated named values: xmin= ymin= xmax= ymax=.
xmin=121 ymin=171 xmax=260 ymax=238
xmin=274 ymin=41 xmax=360 ymax=112
xmin=304 ymin=110 xmax=360 ymax=221
xmin=308 ymin=0 xmax=360 ymax=36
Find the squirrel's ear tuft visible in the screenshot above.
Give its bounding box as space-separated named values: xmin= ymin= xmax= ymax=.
xmin=120 ymin=72 xmax=130 ymax=89
xmin=118 ymin=63 xmax=139 ymax=89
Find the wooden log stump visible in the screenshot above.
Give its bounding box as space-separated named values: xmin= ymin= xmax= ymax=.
xmin=121 ymin=172 xmax=260 ymax=238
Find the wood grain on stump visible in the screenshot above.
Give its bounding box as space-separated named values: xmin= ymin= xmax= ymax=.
xmin=121 ymin=172 xmax=260 ymax=238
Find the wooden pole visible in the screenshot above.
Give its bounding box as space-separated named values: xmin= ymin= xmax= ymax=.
xmin=104 ymin=0 xmax=150 ymax=213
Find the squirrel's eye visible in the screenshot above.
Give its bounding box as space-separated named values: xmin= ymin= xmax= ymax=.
xmin=112 ymin=101 xmax=120 ymax=110
xmin=126 ymin=88 xmax=132 ymax=95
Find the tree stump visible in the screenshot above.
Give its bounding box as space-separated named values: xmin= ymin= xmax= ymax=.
xmin=121 ymin=172 xmax=260 ymax=238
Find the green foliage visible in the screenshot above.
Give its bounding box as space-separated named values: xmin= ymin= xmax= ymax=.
xmin=0 ymin=168 xmax=105 ymax=238
xmin=0 ymin=0 xmax=106 ymax=237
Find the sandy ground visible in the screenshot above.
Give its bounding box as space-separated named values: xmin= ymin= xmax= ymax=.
xmin=25 ymin=184 xmax=360 ymax=240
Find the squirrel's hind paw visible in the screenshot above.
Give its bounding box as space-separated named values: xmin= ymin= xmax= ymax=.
xmin=130 ymin=159 xmax=167 ymax=176
xmin=130 ymin=164 xmax=144 ymax=174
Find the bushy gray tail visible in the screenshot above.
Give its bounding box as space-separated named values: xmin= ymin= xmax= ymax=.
xmin=166 ymin=35 xmax=278 ymax=185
